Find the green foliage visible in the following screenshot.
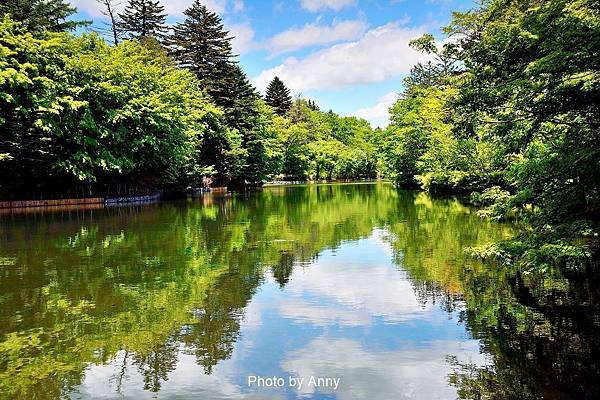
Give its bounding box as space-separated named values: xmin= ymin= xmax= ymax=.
xmin=446 ymin=0 xmax=599 ymax=223
xmin=381 ymin=86 xmax=456 ymax=187
xmin=270 ymin=98 xmax=378 ymax=181
xmin=0 ymin=17 xmax=222 ymax=197
xmin=165 ymin=1 xmax=272 ymax=185
xmin=378 ymin=0 xmax=600 ymax=269
xmin=471 ymin=186 xmax=515 ymax=220
xmin=0 ymin=0 xmax=87 ymax=33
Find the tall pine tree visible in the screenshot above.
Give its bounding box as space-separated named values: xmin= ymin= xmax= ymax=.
xmin=167 ymin=0 xmax=267 ymax=186
xmin=166 ymin=1 xmax=259 ymax=132
xmin=167 ymin=2 xmax=232 ymax=84
xmin=219 ymin=64 xmax=259 ymax=130
xmin=265 ymin=77 xmax=292 ymax=116
xmin=0 ymin=0 xmax=87 ymax=32
xmin=117 ymin=0 xmax=167 ymax=40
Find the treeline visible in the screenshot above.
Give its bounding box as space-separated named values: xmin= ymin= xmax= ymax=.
xmin=0 ymin=0 xmax=378 ymax=200
xmin=377 ymin=0 xmax=599 ymax=268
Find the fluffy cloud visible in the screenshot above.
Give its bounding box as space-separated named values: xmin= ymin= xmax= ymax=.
xmin=71 ymin=0 xmax=107 ymax=17
xmin=233 ymin=0 xmax=245 ymax=12
xmin=301 ymin=0 xmax=356 ymax=12
xmin=266 ymin=19 xmax=368 ymax=56
xmin=352 ymin=91 xmax=398 ymax=127
xmin=252 ymin=21 xmax=430 ymax=92
xmin=229 ymin=22 xmax=257 ymax=54
xmin=277 ymin=297 xmax=372 ymax=326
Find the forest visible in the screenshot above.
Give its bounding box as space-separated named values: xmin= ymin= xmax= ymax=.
xmin=0 ymin=0 xmax=598 ymax=269
xmin=0 ymin=0 xmax=378 ymax=199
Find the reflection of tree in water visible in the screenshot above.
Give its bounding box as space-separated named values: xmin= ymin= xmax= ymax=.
xmin=448 ymin=264 xmax=600 ymax=400
xmin=382 ymin=191 xmax=600 ymax=399
xmin=182 ymin=263 xmax=264 ymax=374
xmin=0 ymin=183 xmax=403 ymax=398
xmin=134 ymin=338 xmax=179 ymax=393
xmin=410 ymin=278 xmax=465 ymax=313
xmin=10 ymin=183 xmax=598 ymax=398
xmin=271 ymin=251 xmax=296 ymax=288
xmin=109 ymin=350 xmax=130 ymax=395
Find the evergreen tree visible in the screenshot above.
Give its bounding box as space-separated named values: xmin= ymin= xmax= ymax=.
xmin=167 ymin=1 xmax=233 ymax=84
xmin=166 ymin=1 xmax=259 ymax=136
xmin=0 ymin=0 xmax=86 ymax=32
xmin=117 ymin=0 xmax=167 ymax=40
xmin=265 ymin=76 xmax=292 ymax=116
xmin=166 ymin=0 xmax=273 ymax=186
xmin=166 ymin=1 xmax=260 ymax=129
xmin=219 ymin=64 xmax=259 ymax=130
xmin=307 ymin=99 xmax=319 ymax=111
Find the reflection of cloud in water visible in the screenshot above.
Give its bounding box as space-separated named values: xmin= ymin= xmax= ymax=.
xmin=279 ymin=235 xmax=432 ymax=326
xmin=241 ymin=300 xmax=263 ymax=329
xmin=281 ymin=338 xmax=487 ymax=400
xmin=74 ymin=350 xmax=282 ymax=400
xmin=278 ymin=297 xmax=372 ymax=326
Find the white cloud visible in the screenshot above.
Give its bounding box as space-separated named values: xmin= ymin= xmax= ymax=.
xmin=252 ymin=21 xmax=431 ymax=92
xmin=229 ymin=22 xmax=256 ymax=54
xmin=301 ymin=0 xmax=356 ymax=12
xmin=266 ymin=19 xmax=368 ymax=56
xmin=233 ymin=0 xmax=245 ymax=12
xmin=351 ymin=91 xmax=398 ymax=127
xmin=71 ymin=0 xmax=108 ymax=17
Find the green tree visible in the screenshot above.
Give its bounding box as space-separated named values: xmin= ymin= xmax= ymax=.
xmin=377 ymin=0 xmax=599 ymax=268
xmin=166 ymin=1 xmax=279 ymax=186
xmin=0 ymin=17 xmax=223 ymax=198
xmin=167 ymin=3 xmax=259 ymax=130
xmin=0 ymin=0 xmax=86 ymax=32
xmin=237 ymin=101 xmax=283 ymax=185
xmin=117 ymin=0 xmax=168 ymax=40
xmin=265 ymin=76 xmax=292 ymax=116
xmin=269 ymin=97 xmax=377 ymax=181
xmin=382 ymin=86 xmax=453 ymax=188
xmin=448 ymin=0 xmax=599 ymax=223
xmin=167 ymin=1 xmax=232 ymax=85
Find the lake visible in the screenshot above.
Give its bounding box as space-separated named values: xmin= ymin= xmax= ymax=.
xmin=0 ymin=183 xmax=598 ymax=399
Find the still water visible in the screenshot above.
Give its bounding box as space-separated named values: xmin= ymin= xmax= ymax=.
xmin=0 ymin=183 xmax=598 ymax=399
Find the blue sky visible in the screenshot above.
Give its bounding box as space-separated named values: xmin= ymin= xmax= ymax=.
xmin=72 ymin=0 xmax=475 ymax=127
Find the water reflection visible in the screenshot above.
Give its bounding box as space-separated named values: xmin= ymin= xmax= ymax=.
xmin=0 ymin=183 xmax=598 ymax=399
